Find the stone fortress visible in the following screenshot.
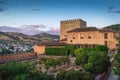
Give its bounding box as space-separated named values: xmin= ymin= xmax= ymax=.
xmin=34 ymin=19 xmax=118 ymax=55
xmin=60 ymin=19 xmax=86 ymax=40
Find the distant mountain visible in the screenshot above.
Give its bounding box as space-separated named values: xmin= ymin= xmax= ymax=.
xmin=0 ymin=26 xmax=60 ymax=35
xmin=0 ymin=31 xmax=60 ymax=43
xmin=0 ymin=26 xmax=41 ymax=35
xmin=104 ymin=24 xmax=120 ymax=31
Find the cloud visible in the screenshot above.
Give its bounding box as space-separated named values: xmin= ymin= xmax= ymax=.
xmin=46 ymin=27 xmax=60 ymax=35
xmin=32 ymin=9 xmax=40 ymax=11
xmin=0 ymin=0 xmax=8 ymax=12
xmin=20 ymin=24 xmax=46 ymax=30
xmin=108 ymin=6 xmax=120 ymax=14
xmin=108 ymin=6 xmax=115 ymax=10
xmin=114 ymin=10 xmax=120 ymax=13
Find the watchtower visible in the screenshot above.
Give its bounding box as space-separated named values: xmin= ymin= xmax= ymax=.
xmin=60 ymin=19 xmax=87 ymax=41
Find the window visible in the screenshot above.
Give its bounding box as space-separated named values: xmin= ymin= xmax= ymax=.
xmin=73 ymin=37 xmax=75 ymax=39
xmin=116 ymin=44 xmax=118 ymax=47
xmin=80 ymin=37 xmax=83 ymax=39
xmin=80 ymin=34 xmax=84 ymax=39
xmin=105 ymin=41 xmax=107 ymax=45
xmin=85 ymin=45 xmax=88 ymax=48
xmin=92 ymin=45 xmax=96 ymax=48
xmin=104 ymin=33 xmax=108 ymax=39
xmin=70 ymin=40 xmax=72 ymax=42
xmin=88 ymin=36 xmax=91 ymax=39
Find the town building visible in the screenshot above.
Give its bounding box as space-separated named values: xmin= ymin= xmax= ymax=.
xmin=66 ymin=27 xmax=118 ymax=49
xmin=34 ymin=19 xmax=118 ymax=54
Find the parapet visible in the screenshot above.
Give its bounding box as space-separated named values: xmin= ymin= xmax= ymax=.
xmin=61 ymin=18 xmax=86 ymax=23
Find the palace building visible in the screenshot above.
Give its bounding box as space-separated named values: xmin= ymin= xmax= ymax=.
xmin=34 ymin=19 xmax=118 ymax=54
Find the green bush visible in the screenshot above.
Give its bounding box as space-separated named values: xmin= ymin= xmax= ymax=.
xmin=45 ymin=45 xmax=77 ymax=56
xmin=0 ymin=62 xmax=55 ymax=80
xmin=56 ymin=70 xmax=94 ymax=80
xmin=95 ymin=45 xmax=108 ymax=53
xmin=75 ymin=47 xmax=111 ymax=74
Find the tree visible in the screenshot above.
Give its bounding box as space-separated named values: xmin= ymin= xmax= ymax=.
xmin=84 ymin=51 xmax=111 ymax=74
xmin=58 ymin=56 xmax=69 ymax=67
xmin=75 ymin=47 xmax=111 ymax=74
xmin=95 ymin=45 xmax=108 ymax=53
xmin=0 ymin=61 xmax=55 ymax=80
xmin=75 ymin=48 xmax=88 ymax=66
xmin=56 ymin=70 xmax=94 ymax=80
xmin=81 ymin=71 xmax=94 ymax=80
xmin=114 ymin=54 xmax=120 ymax=75
xmin=56 ymin=70 xmax=67 ymax=80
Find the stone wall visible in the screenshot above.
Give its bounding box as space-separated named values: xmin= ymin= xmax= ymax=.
xmin=60 ymin=19 xmax=86 ymax=41
xmin=67 ymin=31 xmax=118 ymax=49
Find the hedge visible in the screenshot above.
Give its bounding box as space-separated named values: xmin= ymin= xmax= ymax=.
xmin=45 ymin=45 xmax=77 ymax=56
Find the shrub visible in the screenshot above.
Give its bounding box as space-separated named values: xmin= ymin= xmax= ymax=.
xmin=45 ymin=45 xmax=77 ymax=56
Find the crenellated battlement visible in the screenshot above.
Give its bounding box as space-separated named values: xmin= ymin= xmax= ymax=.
xmin=61 ymin=19 xmax=86 ymax=23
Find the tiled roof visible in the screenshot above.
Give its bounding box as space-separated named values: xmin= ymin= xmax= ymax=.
xmin=36 ymin=42 xmax=67 ymax=46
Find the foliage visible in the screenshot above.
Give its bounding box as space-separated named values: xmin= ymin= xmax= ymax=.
xmin=45 ymin=45 xmax=77 ymax=56
xmin=75 ymin=48 xmax=88 ymax=65
xmin=114 ymin=54 xmax=120 ymax=75
xmin=105 ymin=24 xmax=120 ymax=31
xmin=84 ymin=51 xmax=110 ymax=74
xmin=44 ymin=56 xmax=69 ymax=69
xmin=95 ymin=45 xmax=108 ymax=53
xmin=75 ymin=46 xmax=110 ymax=74
xmin=0 ymin=62 xmax=55 ymax=80
xmin=45 ymin=47 xmax=68 ymax=56
xmin=56 ymin=70 xmax=94 ymax=80
xmin=56 ymin=70 xmax=67 ymax=80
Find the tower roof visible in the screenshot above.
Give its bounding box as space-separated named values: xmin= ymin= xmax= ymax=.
xmin=61 ymin=18 xmax=86 ymax=22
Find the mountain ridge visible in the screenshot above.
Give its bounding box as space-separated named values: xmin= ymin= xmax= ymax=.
xmin=0 ymin=31 xmax=60 ymax=43
xmin=0 ymin=26 xmax=60 ymax=35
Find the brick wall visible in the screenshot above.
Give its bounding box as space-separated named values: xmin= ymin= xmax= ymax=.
xmin=0 ymin=52 xmax=37 ymax=63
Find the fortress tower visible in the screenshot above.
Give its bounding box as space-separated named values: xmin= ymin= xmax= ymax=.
xmin=60 ymin=19 xmax=87 ymax=41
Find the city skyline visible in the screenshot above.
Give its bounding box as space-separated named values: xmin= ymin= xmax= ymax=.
xmin=0 ymin=0 xmax=120 ymax=31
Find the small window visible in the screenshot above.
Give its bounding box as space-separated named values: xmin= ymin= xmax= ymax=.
xmin=88 ymin=36 xmax=91 ymax=39
xmin=104 ymin=33 xmax=108 ymax=39
xmin=85 ymin=45 xmax=88 ymax=48
xmin=105 ymin=41 xmax=107 ymax=45
xmin=116 ymin=44 xmax=118 ymax=46
xmin=80 ymin=37 xmax=83 ymax=39
xmin=70 ymin=40 xmax=72 ymax=42
xmin=73 ymin=37 xmax=75 ymax=39
xmin=80 ymin=34 xmax=84 ymax=39
xmin=93 ymin=45 xmax=96 ymax=48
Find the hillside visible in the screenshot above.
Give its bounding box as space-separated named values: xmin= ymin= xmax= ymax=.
xmin=105 ymin=24 xmax=120 ymax=31
xmin=0 ymin=31 xmax=60 ymax=43
xmin=33 ymin=33 xmax=60 ymax=41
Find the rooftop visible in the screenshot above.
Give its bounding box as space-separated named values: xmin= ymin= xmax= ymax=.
xmin=61 ymin=19 xmax=86 ymax=22
xmin=36 ymin=42 xmax=67 ymax=46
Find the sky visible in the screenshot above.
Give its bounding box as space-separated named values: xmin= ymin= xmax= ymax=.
xmin=0 ymin=0 xmax=120 ymax=31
